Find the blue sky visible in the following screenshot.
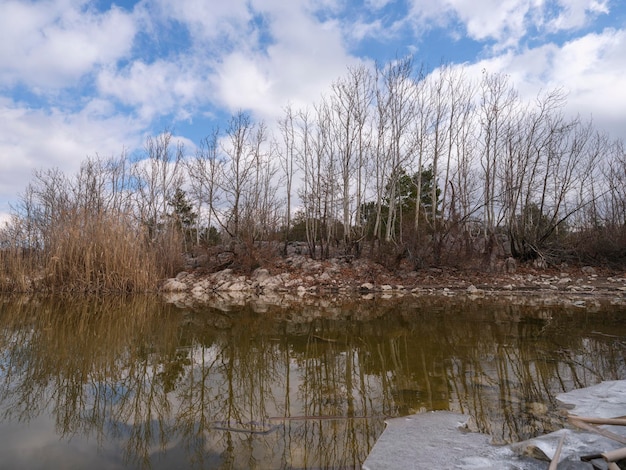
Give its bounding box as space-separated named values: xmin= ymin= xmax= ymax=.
xmin=1 ymin=0 xmax=625 ymax=221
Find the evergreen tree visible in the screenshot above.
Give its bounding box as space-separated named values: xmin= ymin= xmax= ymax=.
xmin=168 ymin=188 xmax=197 ymax=250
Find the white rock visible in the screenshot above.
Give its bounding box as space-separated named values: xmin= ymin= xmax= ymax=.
xmin=252 ymin=268 xmax=270 ymax=282
xmin=224 ymin=281 xmax=250 ymax=291
xmin=161 ymin=278 xmax=188 ymax=292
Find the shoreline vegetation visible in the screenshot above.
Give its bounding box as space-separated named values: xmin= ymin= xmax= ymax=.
xmin=2 ymin=59 xmax=626 ymax=296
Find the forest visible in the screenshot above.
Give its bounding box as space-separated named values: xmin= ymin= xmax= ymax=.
xmin=1 ymin=57 xmax=626 ymax=293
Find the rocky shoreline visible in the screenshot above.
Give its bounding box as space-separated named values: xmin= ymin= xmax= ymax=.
xmin=160 ymin=255 xmax=626 ymax=308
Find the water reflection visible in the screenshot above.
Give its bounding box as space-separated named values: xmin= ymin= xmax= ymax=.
xmin=0 ymin=295 xmax=624 ymax=468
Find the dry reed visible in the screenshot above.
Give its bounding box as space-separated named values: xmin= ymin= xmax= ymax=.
xmin=1 ymin=209 xmax=183 ymax=294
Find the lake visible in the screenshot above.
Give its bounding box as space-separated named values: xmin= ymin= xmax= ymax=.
xmin=0 ymin=294 xmax=624 ymax=469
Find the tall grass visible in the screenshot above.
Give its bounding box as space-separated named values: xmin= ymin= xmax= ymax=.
xmin=0 ymin=154 xmax=185 ymax=294
xmin=44 ymin=210 xmax=155 ymax=292
xmin=0 ymin=249 xmax=34 ymax=292
xmin=1 ymin=209 xmax=183 ymax=293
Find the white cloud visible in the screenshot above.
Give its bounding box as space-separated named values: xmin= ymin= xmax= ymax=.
xmin=0 ymin=0 xmax=136 ymax=90
xmin=97 ymin=59 xmax=207 ymax=121
xmin=547 ymin=0 xmax=610 ymax=32
xmin=466 ymin=27 xmax=626 ymax=140
xmin=149 ymin=0 xmax=252 ymax=49
xmin=405 ymin=0 xmax=611 ymax=51
xmin=403 ymin=0 xmax=535 ymax=50
xmin=448 ymin=0 xmax=531 ymax=43
xmin=211 ymin=53 xmax=274 ymax=115
xmin=208 ymin=1 xmax=362 ymax=120
xmin=101 ymin=0 xmax=361 ymax=124
xmin=348 ymin=18 xmax=388 ymax=43
xmin=365 ymin=0 xmax=395 ymax=10
xmin=0 ymin=97 xmax=144 ymax=216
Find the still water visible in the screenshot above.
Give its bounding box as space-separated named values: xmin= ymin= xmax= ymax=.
xmin=0 ymin=294 xmax=624 ymax=469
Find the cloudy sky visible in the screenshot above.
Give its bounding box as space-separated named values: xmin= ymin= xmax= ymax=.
xmin=1 ymin=0 xmax=625 ymax=221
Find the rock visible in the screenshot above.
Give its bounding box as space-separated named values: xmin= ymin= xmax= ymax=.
xmin=215 ymin=251 xmax=235 ymax=267
xmin=467 ymin=284 xmax=479 ymax=294
xmin=303 ymin=261 xmax=323 ymax=273
xmin=161 ymin=278 xmax=188 ymax=292
xmin=249 ymin=300 xmax=269 ymax=313
xmin=259 ymin=274 xmax=286 ymax=290
xmin=184 ymin=254 xmax=209 ymax=269
xmin=212 ymin=269 xmax=234 ymax=282
xmin=505 ymin=257 xmax=517 ymax=273
xmin=161 ymin=292 xmax=189 ymax=305
xmin=191 ymin=284 xmax=208 ymax=296
xmin=581 ymin=266 xmax=596 ymax=276
xmin=360 ymin=282 xmax=375 ymax=291
xmin=318 ymin=271 xmax=332 ymax=282
xmin=252 ymin=268 xmax=271 ymax=282
xmin=223 ymin=280 xmax=250 ymax=291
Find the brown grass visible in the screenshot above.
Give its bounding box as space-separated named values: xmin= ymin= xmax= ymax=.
xmin=1 ymin=209 xmax=183 ymax=294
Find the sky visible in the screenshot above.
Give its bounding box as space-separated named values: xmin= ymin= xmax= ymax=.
xmin=1 ymin=0 xmax=625 ymax=222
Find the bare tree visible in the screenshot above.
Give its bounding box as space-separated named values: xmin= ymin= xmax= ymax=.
xmin=133 ymin=131 xmax=184 ymax=239
xmin=428 ymin=65 xmax=478 ymax=263
xmin=219 ymin=111 xmax=258 ymax=241
xmin=277 ymin=104 xmax=298 ymax=252
xmin=240 ymin=120 xmax=282 ymax=242
xmin=478 ymin=71 xmax=518 ymax=261
xmin=329 ymin=64 xmax=375 ymax=254
xmin=373 ymin=57 xmax=418 ymax=245
xmin=185 ymin=127 xmax=224 ymax=244
xmin=294 ymin=108 xmax=320 ymax=258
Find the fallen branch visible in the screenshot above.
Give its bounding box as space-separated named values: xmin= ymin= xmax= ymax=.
xmin=569 ymin=415 xmax=626 ymax=426
xmin=602 ymin=447 xmax=626 ymax=462
xmin=549 ymin=434 xmax=566 ymax=470
xmin=312 ymin=335 xmax=337 ymax=343
xmin=568 ymin=417 xmax=626 ymax=445
xmin=268 ymin=415 xmax=380 ymax=422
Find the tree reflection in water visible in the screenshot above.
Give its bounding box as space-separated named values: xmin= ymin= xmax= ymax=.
xmin=0 ymin=295 xmax=624 ymax=468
